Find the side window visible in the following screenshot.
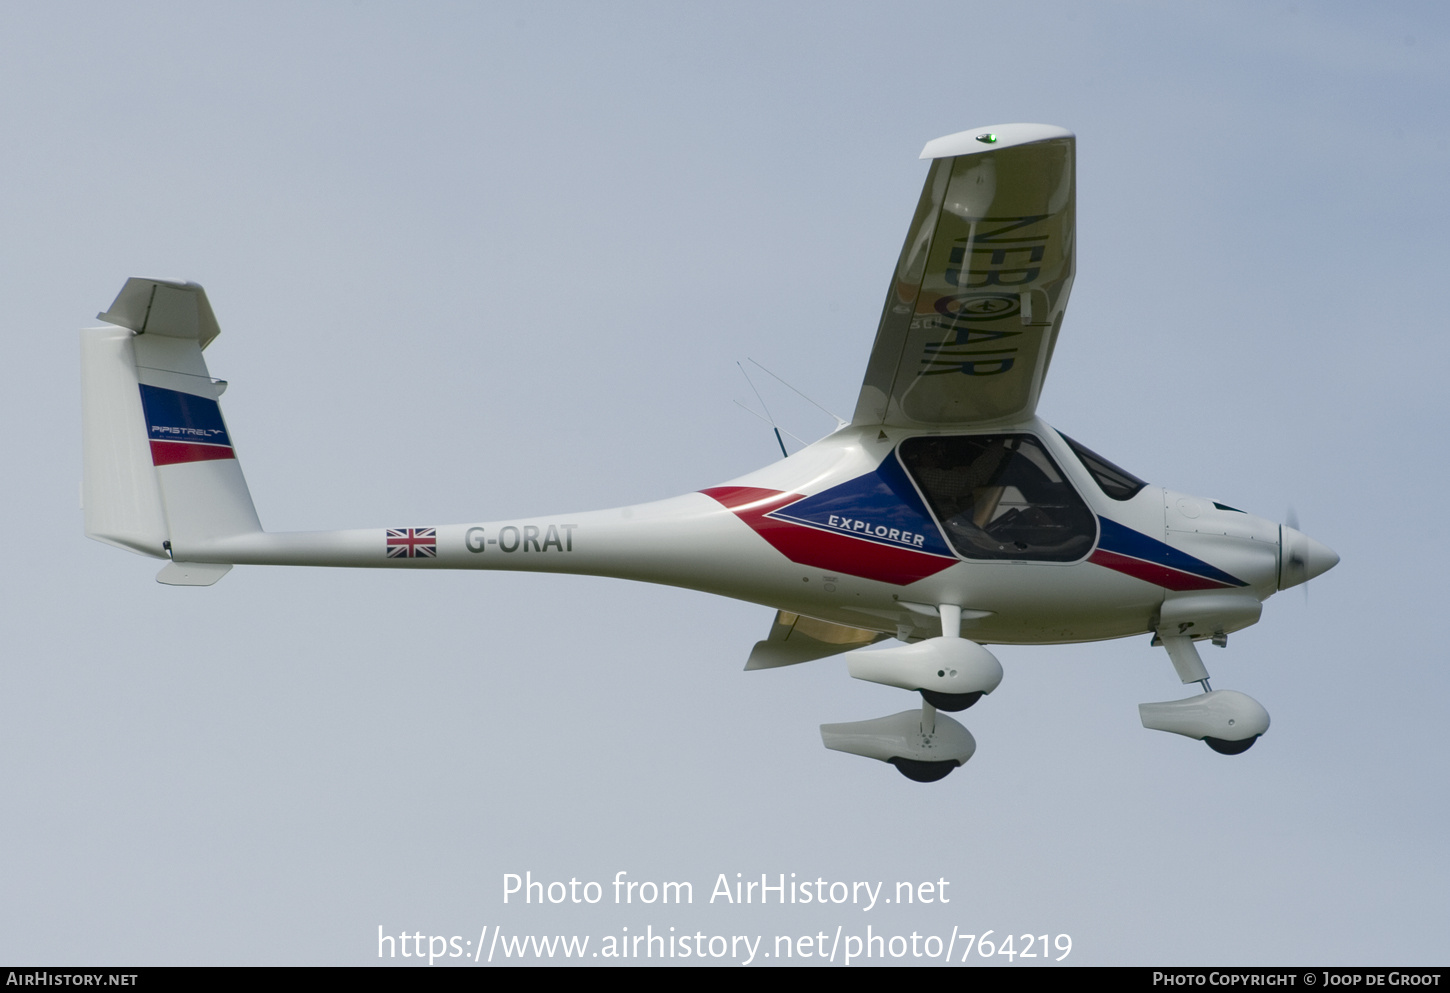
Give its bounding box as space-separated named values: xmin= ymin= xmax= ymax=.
xmin=899 ymin=434 xmax=1096 ymax=562
xmin=1057 ymin=433 xmax=1149 ymax=501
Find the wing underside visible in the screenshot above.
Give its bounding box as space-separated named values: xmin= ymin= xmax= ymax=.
xmin=852 ymin=124 xmax=1075 ymax=430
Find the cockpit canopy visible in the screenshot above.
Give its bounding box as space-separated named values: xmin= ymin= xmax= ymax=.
xmin=899 ymin=433 xmax=1097 ymax=562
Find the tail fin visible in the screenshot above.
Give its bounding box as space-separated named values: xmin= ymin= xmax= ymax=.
xmin=82 ymin=279 xmax=260 ymax=584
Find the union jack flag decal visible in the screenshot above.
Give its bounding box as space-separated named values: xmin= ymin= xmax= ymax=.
xmin=386 ymin=528 xmax=437 ymax=558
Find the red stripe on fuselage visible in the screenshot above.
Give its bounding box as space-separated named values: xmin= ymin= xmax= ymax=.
xmin=701 ymin=486 xmax=957 ymax=586
xmin=1088 ymin=548 xmax=1234 ymax=592
xmin=149 ymin=440 xmax=236 ymax=466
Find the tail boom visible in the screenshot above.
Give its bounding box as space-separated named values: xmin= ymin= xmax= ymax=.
xmin=82 ymin=278 xmax=785 ymax=605
xmin=175 ymin=495 xmax=751 ymax=587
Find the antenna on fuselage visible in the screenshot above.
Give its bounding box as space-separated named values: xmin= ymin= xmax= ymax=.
xmin=732 ymin=401 xmax=808 ymax=448
xmin=747 ymin=357 xmax=848 ymax=430
xmin=737 ymin=361 xmax=789 ymax=459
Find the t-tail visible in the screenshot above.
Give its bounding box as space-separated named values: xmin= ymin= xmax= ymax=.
xmin=82 ymin=279 xmax=260 ymax=586
xmin=81 ymin=279 xmax=747 ymax=592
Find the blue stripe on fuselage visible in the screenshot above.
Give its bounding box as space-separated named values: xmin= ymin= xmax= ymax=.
xmin=1096 ymin=517 xmax=1246 ymax=587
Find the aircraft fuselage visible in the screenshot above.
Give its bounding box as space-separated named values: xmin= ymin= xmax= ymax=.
xmin=193 ymin=417 xmax=1302 ymax=648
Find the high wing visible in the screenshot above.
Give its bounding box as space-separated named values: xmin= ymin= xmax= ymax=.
xmin=852 ymin=124 xmax=1075 ymax=430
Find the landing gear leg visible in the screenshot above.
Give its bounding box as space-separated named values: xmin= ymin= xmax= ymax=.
xmin=914 ymin=603 xmax=986 ymax=711
xmin=1140 ymin=632 xmax=1269 ymax=753
xmin=1160 ymin=631 xmax=1211 ymax=692
xmin=823 ymin=604 xmax=992 ymax=781
xmin=883 ymin=697 xmax=963 ymax=782
xmin=939 ymin=602 xmax=961 ymax=640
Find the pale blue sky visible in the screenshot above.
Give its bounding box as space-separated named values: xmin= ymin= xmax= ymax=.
xmin=2 ymin=1 xmax=1446 ymax=965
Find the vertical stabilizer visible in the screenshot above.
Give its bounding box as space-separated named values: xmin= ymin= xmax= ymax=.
xmin=81 ymin=327 xmax=168 ymax=556
xmin=82 ymin=279 xmax=262 ymax=571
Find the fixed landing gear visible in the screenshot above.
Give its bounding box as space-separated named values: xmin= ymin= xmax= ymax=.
xmin=1140 ymin=632 xmax=1270 ymax=754
xmin=821 ymin=700 xmax=976 ymax=782
xmin=920 ymin=689 xmax=983 ymax=712
xmin=1205 ymin=736 xmax=1257 ymax=755
xmin=888 ymin=757 xmax=960 ymax=782
xmin=822 ymin=604 xmax=998 ymax=781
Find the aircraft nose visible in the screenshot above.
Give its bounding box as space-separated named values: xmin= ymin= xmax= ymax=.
xmin=1278 ymin=526 xmax=1339 ymax=590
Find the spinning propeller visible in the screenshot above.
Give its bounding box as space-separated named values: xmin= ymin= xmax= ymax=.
xmin=1278 ymin=507 xmax=1339 ymax=595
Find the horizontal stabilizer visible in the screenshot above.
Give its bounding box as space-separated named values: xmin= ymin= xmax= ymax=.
xmin=157 ymin=562 xmax=233 ymax=586
xmin=97 ymin=278 xmax=221 ymax=348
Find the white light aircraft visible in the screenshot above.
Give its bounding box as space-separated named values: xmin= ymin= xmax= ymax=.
xmin=81 ymin=123 xmax=1338 ymax=782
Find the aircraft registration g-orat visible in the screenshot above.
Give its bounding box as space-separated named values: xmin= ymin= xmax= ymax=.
xmin=81 ymin=123 xmax=1338 ymax=782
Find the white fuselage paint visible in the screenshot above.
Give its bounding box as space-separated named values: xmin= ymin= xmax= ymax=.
xmin=185 ymin=418 xmax=1284 ymax=647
